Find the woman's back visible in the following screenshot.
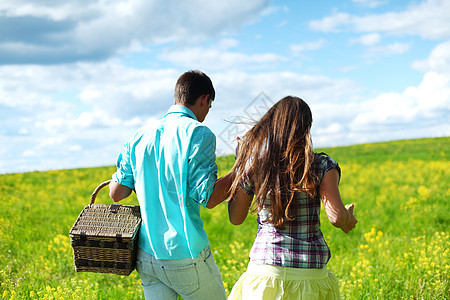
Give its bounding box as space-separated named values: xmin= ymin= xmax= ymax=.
xmin=227 ymin=96 xmax=357 ymax=300
xmin=241 ymin=153 xmax=339 ymax=269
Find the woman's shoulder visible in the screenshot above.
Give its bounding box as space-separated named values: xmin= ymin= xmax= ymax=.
xmin=313 ymin=152 xmax=340 ymax=179
xmin=314 ymin=152 xmax=337 ymax=163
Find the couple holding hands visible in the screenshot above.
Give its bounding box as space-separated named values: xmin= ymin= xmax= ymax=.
xmin=109 ymin=70 xmax=357 ymax=300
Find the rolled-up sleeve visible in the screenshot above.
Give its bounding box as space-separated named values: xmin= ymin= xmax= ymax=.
xmin=187 ymin=127 xmax=218 ymax=207
xmin=112 ymin=141 xmax=135 ymax=190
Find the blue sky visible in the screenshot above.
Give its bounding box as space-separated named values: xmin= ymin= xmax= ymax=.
xmin=0 ymin=0 xmax=449 ymax=174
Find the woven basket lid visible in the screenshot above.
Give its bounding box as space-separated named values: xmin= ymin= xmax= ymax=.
xmin=70 ymin=180 xmax=141 ymax=238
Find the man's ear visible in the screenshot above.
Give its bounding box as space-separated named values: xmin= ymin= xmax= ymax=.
xmin=200 ymin=94 xmax=210 ymax=107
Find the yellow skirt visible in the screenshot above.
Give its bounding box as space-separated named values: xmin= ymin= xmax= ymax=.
xmin=228 ymin=262 xmax=340 ymax=300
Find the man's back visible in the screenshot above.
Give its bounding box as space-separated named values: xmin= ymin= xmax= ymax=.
xmin=114 ymin=105 xmax=218 ymax=259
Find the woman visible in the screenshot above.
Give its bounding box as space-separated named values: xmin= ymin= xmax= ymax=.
xmin=227 ymin=96 xmax=357 ymax=300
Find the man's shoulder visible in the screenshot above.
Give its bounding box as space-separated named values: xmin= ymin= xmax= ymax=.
xmin=125 ymin=121 xmax=161 ymax=145
xmin=191 ymin=122 xmax=214 ymax=135
xmin=189 ymin=124 xmax=215 ymax=145
xmin=173 ymin=115 xmax=213 ymax=137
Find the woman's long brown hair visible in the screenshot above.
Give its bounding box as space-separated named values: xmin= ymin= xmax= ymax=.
xmin=229 ymin=96 xmax=319 ymax=229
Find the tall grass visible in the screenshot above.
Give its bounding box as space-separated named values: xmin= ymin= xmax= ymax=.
xmin=0 ymin=137 xmax=448 ymax=299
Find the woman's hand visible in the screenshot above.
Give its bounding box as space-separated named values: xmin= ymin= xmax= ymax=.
xmin=341 ymin=203 xmax=358 ymax=233
xmin=235 ymin=136 xmax=242 ymax=159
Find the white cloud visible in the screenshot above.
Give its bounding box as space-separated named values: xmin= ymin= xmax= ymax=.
xmin=0 ymin=1 xmax=96 ymax=20
xmin=0 ymin=61 xmax=180 ymax=173
xmin=0 ymin=0 xmax=271 ymax=64
xmin=205 ymin=71 xmax=361 ymax=154
xmin=1 ymin=52 xmax=449 ymax=173
xmin=217 ymin=38 xmax=240 ymax=49
xmin=159 ymin=46 xmax=286 ymax=71
xmin=277 ymin=20 xmax=288 ymax=28
xmin=345 ymin=69 xmax=450 ymax=139
xmin=309 ymin=12 xmax=351 ymax=33
xmin=71 ymin=111 xmax=120 ymax=129
xmin=338 ymin=65 xmax=360 ymax=73
xmin=351 ymin=33 xmax=381 ymax=45
xmin=310 ymin=0 xmax=450 ymax=40
xmin=364 ymin=42 xmax=410 ymax=57
xmin=308 ymin=40 xmax=450 ymax=147
xmin=211 ymin=71 xmax=359 ymax=108
xmin=260 ymin=5 xmax=289 ymax=17
xmin=311 ymin=73 xmax=450 ymax=146
xmin=412 ymin=40 xmax=450 ymax=73
xmin=290 ymin=39 xmax=326 ymax=55
xmin=0 ymin=60 xmax=362 ymax=173
xmin=352 ymin=0 xmax=386 ymax=8
xmin=0 ymin=62 xmax=177 ymax=122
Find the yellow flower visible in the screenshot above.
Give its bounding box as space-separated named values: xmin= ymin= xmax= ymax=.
xmin=417 ymin=185 xmax=431 ymax=198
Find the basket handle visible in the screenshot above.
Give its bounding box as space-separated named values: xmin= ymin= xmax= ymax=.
xmin=90 ymin=180 xmax=112 ymax=205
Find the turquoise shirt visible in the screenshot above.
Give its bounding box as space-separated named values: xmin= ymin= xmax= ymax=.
xmin=113 ymin=105 xmax=218 ymax=259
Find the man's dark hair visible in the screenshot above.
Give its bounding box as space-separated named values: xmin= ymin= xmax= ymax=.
xmin=174 ymin=70 xmax=215 ymax=106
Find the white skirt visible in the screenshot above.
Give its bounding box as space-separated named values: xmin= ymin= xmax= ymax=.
xmin=228 ymin=262 xmax=340 ymax=300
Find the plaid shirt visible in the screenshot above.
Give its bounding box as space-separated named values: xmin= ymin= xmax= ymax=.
xmin=240 ymin=153 xmax=340 ymax=269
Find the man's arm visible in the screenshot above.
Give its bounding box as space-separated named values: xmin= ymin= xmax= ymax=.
xmin=109 ymin=181 xmax=132 ymax=202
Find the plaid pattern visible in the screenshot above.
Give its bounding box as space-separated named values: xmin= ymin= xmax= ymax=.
xmin=240 ymin=153 xmax=340 ymax=269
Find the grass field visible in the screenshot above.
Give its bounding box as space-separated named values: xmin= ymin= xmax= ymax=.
xmin=0 ymin=137 xmax=448 ymax=299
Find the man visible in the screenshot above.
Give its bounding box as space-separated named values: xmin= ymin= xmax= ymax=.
xmin=109 ymin=70 xmax=232 ymax=299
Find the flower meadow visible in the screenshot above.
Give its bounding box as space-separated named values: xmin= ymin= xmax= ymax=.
xmin=0 ymin=137 xmax=448 ymax=299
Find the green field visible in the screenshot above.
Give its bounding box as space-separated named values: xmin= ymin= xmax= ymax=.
xmin=0 ymin=137 xmax=448 ymax=299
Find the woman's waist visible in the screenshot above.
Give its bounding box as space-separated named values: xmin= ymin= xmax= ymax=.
xmin=256 ymin=226 xmax=325 ymax=242
xmin=246 ymin=261 xmax=329 ymax=280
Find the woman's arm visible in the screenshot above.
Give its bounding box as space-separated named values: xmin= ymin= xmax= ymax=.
xmin=226 ymin=136 xmax=253 ymax=224
xmin=320 ymin=168 xmax=357 ymax=233
xmin=228 ymin=188 xmax=253 ymax=225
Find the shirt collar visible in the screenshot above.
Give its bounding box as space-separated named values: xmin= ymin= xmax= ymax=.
xmin=164 ymin=105 xmax=198 ymax=121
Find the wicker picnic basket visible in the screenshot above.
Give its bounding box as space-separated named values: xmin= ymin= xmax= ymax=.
xmin=69 ymin=180 xmax=141 ymax=276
